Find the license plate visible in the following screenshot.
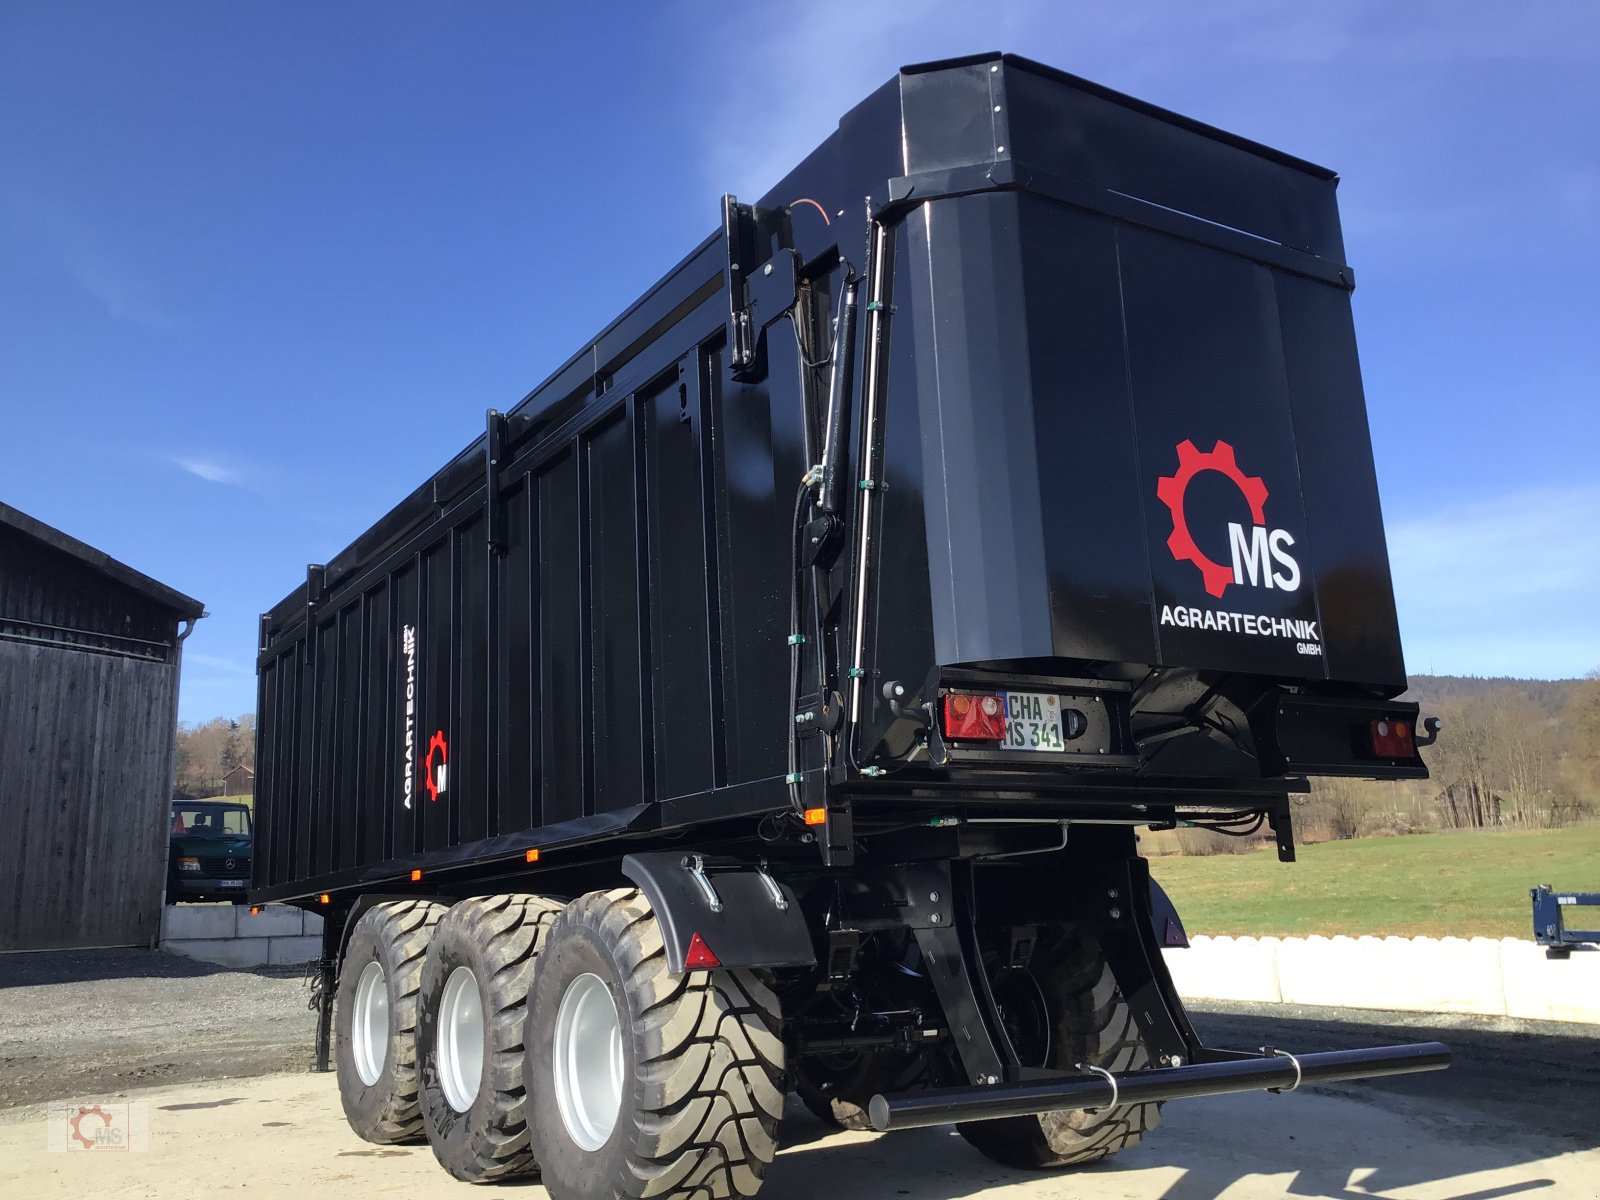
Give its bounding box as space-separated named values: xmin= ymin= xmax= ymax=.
xmin=1002 ymin=691 xmax=1065 ymax=752
xmin=219 ymin=879 xmax=246 ymax=888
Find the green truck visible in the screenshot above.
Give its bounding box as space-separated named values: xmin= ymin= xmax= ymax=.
xmin=167 ymin=800 xmax=253 ymax=904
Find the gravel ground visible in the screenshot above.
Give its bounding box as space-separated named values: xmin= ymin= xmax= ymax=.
xmin=1190 ymin=999 xmax=1600 ymax=1148
xmin=2 ymin=948 xmax=1598 ymax=1199
xmin=0 ymin=948 xmax=316 ymax=1108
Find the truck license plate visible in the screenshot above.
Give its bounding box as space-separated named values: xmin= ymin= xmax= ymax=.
xmin=219 ymin=879 xmax=246 ymax=888
xmin=1002 ymin=691 xmax=1064 ymax=752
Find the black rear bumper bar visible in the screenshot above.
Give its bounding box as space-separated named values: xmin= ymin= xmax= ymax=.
xmin=869 ymin=1041 xmax=1451 ymax=1131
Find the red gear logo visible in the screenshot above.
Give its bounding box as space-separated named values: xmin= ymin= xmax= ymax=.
xmin=423 ymin=731 xmax=448 ymax=802
xmin=1156 ymin=439 xmax=1269 ymax=598
xmin=69 ymin=1104 xmax=112 ymax=1149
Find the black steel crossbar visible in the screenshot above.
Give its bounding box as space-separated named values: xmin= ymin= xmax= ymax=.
xmin=868 ymin=1041 xmax=1451 ymax=1131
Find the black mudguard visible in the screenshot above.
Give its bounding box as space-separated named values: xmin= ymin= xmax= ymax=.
xmin=1148 ymin=876 xmax=1190 ymax=948
xmin=621 ymin=851 xmax=817 ymax=975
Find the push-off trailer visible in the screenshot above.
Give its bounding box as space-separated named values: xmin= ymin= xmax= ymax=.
xmin=254 ymin=54 xmax=1449 ymax=1197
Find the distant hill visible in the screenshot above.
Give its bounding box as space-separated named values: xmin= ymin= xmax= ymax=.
xmin=1401 ymin=674 xmax=1585 ymax=720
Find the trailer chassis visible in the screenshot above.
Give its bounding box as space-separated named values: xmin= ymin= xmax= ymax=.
xmin=831 ymin=842 xmax=1449 ymax=1130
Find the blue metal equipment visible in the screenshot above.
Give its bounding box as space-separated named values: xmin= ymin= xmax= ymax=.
xmin=1530 ymin=884 xmax=1600 ymax=958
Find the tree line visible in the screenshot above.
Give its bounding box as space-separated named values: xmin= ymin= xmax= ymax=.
xmin=174 ymin=714 xmax=256 ymax=799
xmin=1295 ymin=671 xmax=1599 ymax=843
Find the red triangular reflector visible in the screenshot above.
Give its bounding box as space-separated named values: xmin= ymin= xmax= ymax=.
xmin=684 ymin=931 xmax=721 ymax=969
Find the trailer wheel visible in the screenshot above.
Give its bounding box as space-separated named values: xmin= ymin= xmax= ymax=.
xmin=334 ymin=899 xmax=446 ymax=1143
xmin=526 ymin=888 xmax=786 ymax=1200
xmin=957 ymin=925 xmax=1161 ymax=1169
xmin=417 ymin=894 xmax=564 ymax=1182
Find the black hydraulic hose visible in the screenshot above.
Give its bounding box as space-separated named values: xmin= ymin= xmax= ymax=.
xmin=817 ymin=277 xmax=859 ymax=518
xmin=786 ymin=480 xmax=814 ymax=817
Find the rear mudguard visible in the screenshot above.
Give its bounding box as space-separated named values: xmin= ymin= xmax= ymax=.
xmin=621 ymin=851 xmax=818 ymax=974
xmin=1149 ymin=876 xmax=1190 ymax=948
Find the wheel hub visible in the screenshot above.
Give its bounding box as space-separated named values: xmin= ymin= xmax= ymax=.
xmin=351 ymin=960 xmax=389 ymax=1087
xmin=438 ymin=965 xmax=485 ymax=1112
xmin=552 ymin=972 xmax=623 ymax=1151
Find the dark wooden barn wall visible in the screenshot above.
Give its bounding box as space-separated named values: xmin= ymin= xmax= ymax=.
xmin=0 ymin=639 xmax=179 ymax=951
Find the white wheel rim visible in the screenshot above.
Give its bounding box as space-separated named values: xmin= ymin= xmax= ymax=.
xmin=351 ymin=960 xmax=389 ymax=1087
xmin=438 ymin=966 xmax=485 ymax=1113
xmin=552 ymin=972 xmax=624 ymax=1151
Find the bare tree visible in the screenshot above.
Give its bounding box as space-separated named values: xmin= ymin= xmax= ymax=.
xmin=1303 ymin=777 xmax=1367 ymax=839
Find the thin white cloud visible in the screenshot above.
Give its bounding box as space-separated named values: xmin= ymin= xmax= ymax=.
xmin=1388 ymin=485 xmax=1600 ymax=678
xmin=7 ymin=187 xmax=178 ymax=329
xmin=64 ymin=242 xmax=178 ymax=330
xmin=694 ymin=0 xmax=1047 ymax=202
xmin=172 ymin=456 xmax=246 ymax=486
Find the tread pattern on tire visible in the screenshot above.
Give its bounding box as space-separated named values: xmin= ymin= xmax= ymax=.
xmin=570 ymin=887 xmax=786 ymax=1199
xmin=958 ymin=925 xmax=1161 ymax=1169
xmin=339 ymin=899 xmax=445 ymax=1143
xmin=426 ymin=893 xmax=564 ymax=1182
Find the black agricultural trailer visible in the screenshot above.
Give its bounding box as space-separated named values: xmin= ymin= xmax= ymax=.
xmin=254 ymin=53 xmax=1448 ymax=1198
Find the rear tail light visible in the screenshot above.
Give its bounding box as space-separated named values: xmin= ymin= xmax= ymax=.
xmin=942 ymin=692 xmax=1006 ymax=742
xmin=1368 ymin=718 xmax=1416 ymax=758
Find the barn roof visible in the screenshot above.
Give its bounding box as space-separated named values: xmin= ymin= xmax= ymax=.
xmin=0 ymin=502 xmax=205 ymax=620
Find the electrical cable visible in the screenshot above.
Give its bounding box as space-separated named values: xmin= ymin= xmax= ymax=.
xmin=786 ymin=480 xmax=814 ymax=818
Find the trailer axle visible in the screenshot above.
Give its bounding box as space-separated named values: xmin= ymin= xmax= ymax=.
xmin=868 ymin=1041 xmax=1451 ymax=1131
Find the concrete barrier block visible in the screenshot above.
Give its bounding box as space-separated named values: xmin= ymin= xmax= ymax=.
xmin=1164 ymin=936 xmax=1282 ymax=1003
xmin=1500 ymin=939 xmax=1600 ymax=1023
xmin=267 ymin=935 xmax=322 ymax=966
xmin=1278 ymin=935 xmax=1505 ymax=1015
xmin=237 ymin=905 xmax=303 ymax=938
xmin=160 ymin=905 xmax=238 ymax=942
xmin=1165 ymin=932 xmax=1600 ymax=1024
xmin=163 ymin=938 xmax=270 ymax=969
xmin=302 ymin=911 xmax=324 ymax=937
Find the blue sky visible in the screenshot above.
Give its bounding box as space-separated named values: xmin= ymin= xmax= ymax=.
xmin=2 ymin=2 xmax=1596 ymax=722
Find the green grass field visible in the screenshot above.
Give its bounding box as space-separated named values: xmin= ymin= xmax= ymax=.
xmin=1148 ymin=824 xmax=1600 ymax=940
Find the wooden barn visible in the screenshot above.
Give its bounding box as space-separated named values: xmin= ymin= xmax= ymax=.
xmin=222 ymin=764 xmax=255 ymax=796
xmin=0 ymin=502 xmax=204 ymax=951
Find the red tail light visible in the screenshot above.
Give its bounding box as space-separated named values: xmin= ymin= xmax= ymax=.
xmin=1368 ymin=718 xmax=1415 ymax=758
xmin=942 ymin=692 xmax=1006 ymax=742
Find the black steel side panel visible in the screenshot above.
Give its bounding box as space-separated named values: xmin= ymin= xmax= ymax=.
xmin=255 ymin=52 xmax=1410 ymax=898
xmin=254 ymin=274 xmax=816 ymax=893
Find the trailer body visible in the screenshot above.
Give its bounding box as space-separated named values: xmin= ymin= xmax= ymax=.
xmin=253 ymin=54 xmax=1446 ymax=1197
xmin=255 ymin=55 xmax=1419 ymax=903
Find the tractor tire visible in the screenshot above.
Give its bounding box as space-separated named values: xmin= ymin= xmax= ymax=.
xmin=525 ymin=888 xmax=786 ymax=1200
xmin=957 ymin=924 xmax=1161 ymax=1169
xmin=417 ymin=893 xmax=564 ymax=1182
xmin=796 ymin=1048 xmax=925 ymax=1131
xmin=334 ymin=899 xmax=446 ymax=1143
